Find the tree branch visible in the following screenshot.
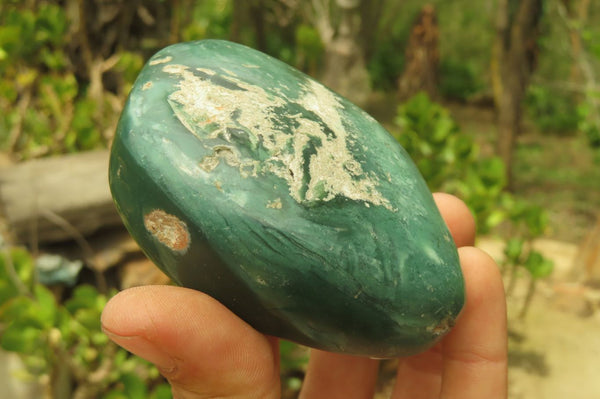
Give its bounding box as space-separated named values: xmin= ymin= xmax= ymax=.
xmin=40 ymin=209 xmax=107 ymax=294
xmin=8 ymin=83 xmax=33 ymax=155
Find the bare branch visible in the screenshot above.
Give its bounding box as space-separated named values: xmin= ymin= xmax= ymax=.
xmin=8 ymin=84 xmax=32 ymax=155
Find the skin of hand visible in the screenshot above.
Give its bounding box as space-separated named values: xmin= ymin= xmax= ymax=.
xmin=101 ymin=193 xmax=507 ymax=399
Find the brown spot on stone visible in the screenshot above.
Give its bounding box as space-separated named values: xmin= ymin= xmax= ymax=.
xmin=427 ymin=315 xmax=455 ymax=336
xmin=144 ymin=210 xmax=190 ymax=252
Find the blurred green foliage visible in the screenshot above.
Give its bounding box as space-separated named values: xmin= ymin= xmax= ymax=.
xmin=180 ymin=0 xmax=232 ymax=41
xmin=368 ymin=38 xmax=406 ymax=91
xmin=525 ymin=85 xmax=580 ymax=134
xmin=439 ymin=58 xmax=483 ymax=102
xmin=394 ymin=92 xmax=506 ymax=233
xmin=0 ymin=3 xmax=109 ymax=158
xmin=578 ymin=95 xmax=600 ymax=149
xmin=0 ymin=248 xmax=172 ymax=399
xmin=295 ymin=24 xmax=323 ymax=74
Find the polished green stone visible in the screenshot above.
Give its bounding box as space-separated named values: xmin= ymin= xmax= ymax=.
xmin=109 ymin=39 xmax=465 ymax=358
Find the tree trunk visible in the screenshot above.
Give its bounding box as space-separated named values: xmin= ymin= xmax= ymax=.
xmin=492 ymin=0 xmax=543 ymax=186
xmin=229 ymin=0 xmax=244 ymax=43
xmin=557 ymin=0 xmax=600 ymax=145
xmin=561 ymin=0 xmax=591 ymax=83
xmin=249 ymin=1 xmax=268 ymax=52
xmin=316 ymin=0 xmax=371 ymax=106
xmin=230 ymin=0 xmax=268 ymax=51
xmin=358 ymin=0 xmax=388 ymax=60
xmin=397 ymin=4 xmax=440 ymax=101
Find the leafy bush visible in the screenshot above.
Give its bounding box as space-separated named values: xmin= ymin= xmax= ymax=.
xmin=577 ymin=100 xmax=600 ymax=149
xmin=0 ymin=3 xmax=116 ymax=158
xmin=394 ymin=92 xmax=506 ymax=232
xmin=295 ymin=24 xmax=323 ymax=74
xmin=0 ymin=248 xmax=172 ymax=399
xmin=525 ymin=85 xmax=580 ymax=134
xmin=439 ymin=58 xmax=483 ymax=101
xmin=368 ymin=39 xmax=406 ymax=91
xmin=180 ymin=0 xmax=232 ymax=42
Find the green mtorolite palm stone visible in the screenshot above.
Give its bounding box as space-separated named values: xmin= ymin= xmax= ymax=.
xmin=109 ymin=40 xmax=465 ymax=358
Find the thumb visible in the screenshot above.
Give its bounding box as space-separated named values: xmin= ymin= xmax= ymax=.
xmin=101 ymin=285 xmax=280 ymax=399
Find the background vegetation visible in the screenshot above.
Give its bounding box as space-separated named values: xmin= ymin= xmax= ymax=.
xmin=1 ymin=0 xmax=599 ymax=398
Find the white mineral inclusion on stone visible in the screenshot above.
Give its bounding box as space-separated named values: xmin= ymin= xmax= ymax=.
xmin=149 ymin=55 xmax=173 ymax=66
xmin=266 ymin=198 xmax=283 ymax=209
xmin=159 ymin=61 xmax=393 ymax=211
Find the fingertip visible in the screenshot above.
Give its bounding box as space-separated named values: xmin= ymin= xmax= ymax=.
xmin=433 ymin=192 xmax=476 ymax=247
xmin=101 ymin=285 xmax=280 ymax=398
xmin=101 ymin=285 xmax=149 ymax=336
xmin=458 ymin=246 xmax=505 ymax=311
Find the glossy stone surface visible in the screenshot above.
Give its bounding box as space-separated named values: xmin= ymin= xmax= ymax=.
xmin=109 ymin=40 xmax=465 ymax=358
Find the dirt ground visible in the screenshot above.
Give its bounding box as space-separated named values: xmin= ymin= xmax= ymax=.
xmin=480 ymin=238 xmax=600 ymax=399
xmin=506 ymin=289 xmax=600 ymax=399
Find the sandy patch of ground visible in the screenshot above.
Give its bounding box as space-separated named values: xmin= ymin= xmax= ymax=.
xmin=479 ymin=237 xmax=600 ymax=399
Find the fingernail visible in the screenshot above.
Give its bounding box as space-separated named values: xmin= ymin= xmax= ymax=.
xmin=103 ymin=328 xmax=177 ymax=374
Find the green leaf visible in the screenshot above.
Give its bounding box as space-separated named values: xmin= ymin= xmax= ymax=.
xmin=22 ymin=353 xmax=48 ymax=375
xmin=40 ymin=47 xmax=67 ymax=70
xmin=56 ymin=306 xmax=74 ymax=342
xmin=120 ymin=372 xmax=148 ymax=399
xmin=65 ymin=284 xmax=102 ymax=313
xmin=0 ymin=249 xmax=35 ymax=301
xmin=70 ymin=98 xmax=101 ymax=151
xmin=0 ymin=295 xmax=34 ymax=322
xmin=35 ymin=4 xmax=68 ymax=47
xmin=117 ymin=51 xmax=144 ymax=84
xmin=91 ymin=331 xmax=110 ymax=346
xmin=1 ymin=323 xmax=43 ymax=353
xmin=478 ymin=157 xmax=506 ymax=189
xmin=10 ymin=248 xmax=35 ymax=282
xmin=524 ymin=251 xmax=554 ymax=279
xmin=33 ymin=284 xmax=57 ymax=327
xmin=149 ymin=384 xmax=173 ymax=399
xmin=40 ymin=73 xmax=77 ymax=102
xmin=295 ymin=25 xmax=323 ymax=61
xmin=485 ymin=209 xmax=506 ymax=230
xmin=503 ymin=238 xmax=524 ymax=263
xmin=524 ymin=206 xmax=548 ymax=236
xmin=73 ymin=308 xmax=102 ymax=331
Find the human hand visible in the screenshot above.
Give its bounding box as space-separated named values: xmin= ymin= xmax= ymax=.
xmin=101 ymin=193 xmax=507 ymax=399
